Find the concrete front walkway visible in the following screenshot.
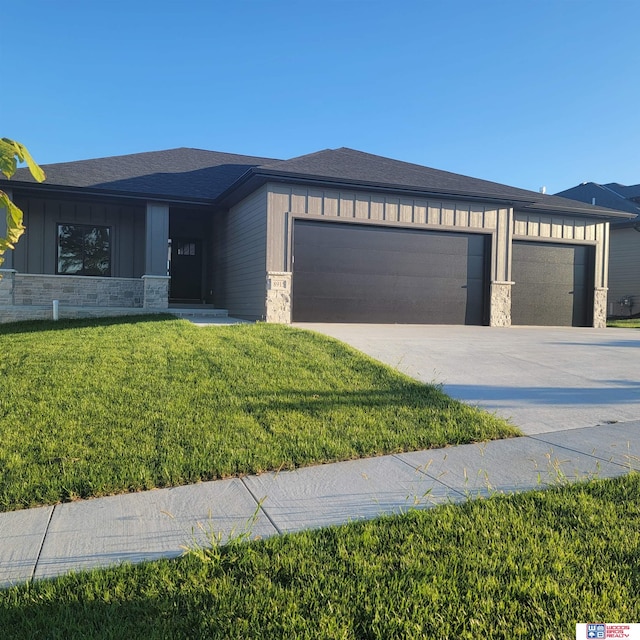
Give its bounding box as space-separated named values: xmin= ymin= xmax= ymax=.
xmin=294 ymin=324 xmax=640 ymax=435
xmin=1 ymin=421 xmax=638 ymax=589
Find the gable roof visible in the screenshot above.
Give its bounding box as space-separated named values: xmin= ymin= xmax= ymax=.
xmin=3 ymin=146 xmax=634 ymax=220
xmin=555 ymin=182 xmax=640 ymax=225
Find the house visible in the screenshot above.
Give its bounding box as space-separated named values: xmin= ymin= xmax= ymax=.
xmin=0 ymin=147 xmax=633 ymax=327
xmin=555 ymin=182 xmax=640 ymax=318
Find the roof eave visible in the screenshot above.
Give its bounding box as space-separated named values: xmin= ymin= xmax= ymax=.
xmin=217 ymin=168 xmax=635 ymax=220
xmin=216 ymin=168 xmax=541 ymax=209
xmin=517 ymin=202 xmax=635 ymax=220
xmin=2 ymin=180 xmax=218 ymax=207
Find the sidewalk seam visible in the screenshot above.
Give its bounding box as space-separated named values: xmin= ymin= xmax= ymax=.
xmin=528 ymin=435 xmax=637 ymax=471
xmin=240 ymin=477 xmax=282 ymax=535
xmin=31 ymin=504 xmax=56 ymax=583
xmin=391 ymin=453 xmax=469 ymax=500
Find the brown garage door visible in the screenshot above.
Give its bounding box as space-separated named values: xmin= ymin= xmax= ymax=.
xmin=292 ymin=220 xmax=489 ymax=324
xmin=511 ymin=241 xmax=594 ymax=326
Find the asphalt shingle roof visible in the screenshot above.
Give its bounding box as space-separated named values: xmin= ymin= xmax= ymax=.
xmin=7 ymin=148 xmax=282 ymax=202
xmin=3 ymin=146 xmax=633 ymax=219
xmin=555 ymin=182 xmax=640 ymax=223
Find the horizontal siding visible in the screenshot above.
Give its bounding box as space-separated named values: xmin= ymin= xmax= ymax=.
xmin=608 ymin=228 xmax=640 ymax=312
xmin=12 ymin=196 xmax=145 ymax=277
xmin=216 ymin=186 xmax=267 ymax=319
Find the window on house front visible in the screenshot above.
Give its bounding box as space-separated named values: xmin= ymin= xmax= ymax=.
xmin=57 ymin=224 xmax=111 ymax=276
xmin=176 ymin=241 xmax=196 ymax=256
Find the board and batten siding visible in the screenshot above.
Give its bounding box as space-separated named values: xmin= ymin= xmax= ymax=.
xmin=607 ymin=227 xmax=640 ymax=313
xmin=12 ymin=196 xmax=146 ymax=278
xmin=215 ymin=185 xmax=268 ymax=319
xmin=512 ymin=211 xmax=609 ymax=289
xmin=266 ymin=183 xmax=513 ymax=283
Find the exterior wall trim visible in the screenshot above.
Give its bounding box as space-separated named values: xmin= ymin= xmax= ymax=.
xmin=512 ymin=234 xmax=598 ymax=245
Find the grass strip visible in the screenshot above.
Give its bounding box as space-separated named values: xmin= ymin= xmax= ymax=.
xmin=608 ymin=318 xmax=640 ymax=328
xmin=0 ymin=316 xmax=517 ymax=511
xmin=1 ymin=474 xmax=638 ymax=639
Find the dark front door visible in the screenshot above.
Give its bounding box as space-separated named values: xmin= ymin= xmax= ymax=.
xmin=170 ymin=238 xmax=202 ymax=302
xmin=292 ymin=220 xmax=489 ymax=324
xmin=511 ymin=241 xmax=594 ymax=326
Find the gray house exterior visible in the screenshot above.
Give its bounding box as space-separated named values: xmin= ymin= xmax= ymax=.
xmin=555 ymin=182 xmax=640 ymax=318
xmin=0 ymin=147 xmax=632 ymax=327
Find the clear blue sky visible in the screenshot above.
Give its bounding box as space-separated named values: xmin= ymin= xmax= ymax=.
xmin=3 ymin=0 xmax=639 ymax=194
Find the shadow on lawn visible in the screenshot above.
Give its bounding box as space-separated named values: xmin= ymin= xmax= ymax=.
xmin=0 ymin=314 xmax=178 ymax=335
xmin=0 ymin=595 xmax=177 ymax=637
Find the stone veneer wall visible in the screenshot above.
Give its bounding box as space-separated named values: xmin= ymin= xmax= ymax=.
xmin=265 ymin=272 xmax=292 ymax=323
xmin=13 ymin=274 xmax=144 ymax=307
xmin=593 ymin=288 xmax=608 ymax=328
xmin=0 ymin=271 xmax=172 ymax=323
xmin=142 ymin=275 xmax=170 ymax=309
xmin=490 ymin=282 xmax=512 ymax=327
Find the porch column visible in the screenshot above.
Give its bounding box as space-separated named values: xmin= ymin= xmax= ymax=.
xmin=145 ymin=203 xmax=170 ymax=309
xmin=0 ymin=187 xmax=14 ymax=269
xmin=593 ymin=221 xmax=609 ymax=328
xmin=143 ymin=275 xmax=170 ymax=309
xmin=145 ymin=203 xmax=169 ymax=276
xmin=490 ymin=207 xmax=513 ymax=327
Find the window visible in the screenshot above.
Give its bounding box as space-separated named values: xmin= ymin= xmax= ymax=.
xmin=176 ymin=241 xmax=196 ymax=256
xmin=57 ymin=224 xmax=111 ymax=276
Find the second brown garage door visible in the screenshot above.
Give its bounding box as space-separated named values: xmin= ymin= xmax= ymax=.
xmin=511 ymin=241 xmax=594 ymax=327
xmin=292 ymin=220 xmax=489 ymax=324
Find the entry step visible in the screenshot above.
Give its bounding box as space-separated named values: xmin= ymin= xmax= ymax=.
xmin=168 ymin=307 xmax=229 ymax=318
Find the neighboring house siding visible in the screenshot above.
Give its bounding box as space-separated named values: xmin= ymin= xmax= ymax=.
xmin=608 ymin=227 xmax=640 ymax=315
xmin=12 ymin=196 xmax=146 ymax=278
xmin=265 ymin=183 xmax=512 ymax=282
xmin=215 ymin=186 xmax=268 ymax=319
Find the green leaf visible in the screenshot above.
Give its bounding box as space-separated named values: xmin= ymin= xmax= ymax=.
xmin=0 ymin=139 xmax=18 ymax=179
xmin=0 ymin=189 xmax=25 ymax=248
xmin=0 ymin=137 xmax=46 ymax=182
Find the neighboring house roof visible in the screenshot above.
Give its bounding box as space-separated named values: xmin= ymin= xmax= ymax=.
xmin=2 ymin=146 xmax=633 ymax=220
xmin=555 ymin=182 xmax=640 ymax=227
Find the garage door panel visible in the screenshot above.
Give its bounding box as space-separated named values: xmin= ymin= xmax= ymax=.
xmin=297 ymin=247 xmax=472 ymax=279
xmin=296 ymin=272 xmax=473 ymax=300
xmin=292 ymin=221 xmax=488 ymax=324
xmin=511 ymin=242 xmax=593 ymax=327
xmin=297 ymin=223 xmax=477 ymax=254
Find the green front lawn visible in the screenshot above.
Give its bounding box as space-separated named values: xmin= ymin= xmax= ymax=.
xmin=608 ymin=318 xmax=640 ymax=328
xmin=1 ymin=473 xmax=638 ymax=639
xmin=0 ymin=316 xmax=517 ymax=511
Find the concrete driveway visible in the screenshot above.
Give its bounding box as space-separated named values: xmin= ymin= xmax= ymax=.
xmin=293 ymin=324 xmax=640 ymax=435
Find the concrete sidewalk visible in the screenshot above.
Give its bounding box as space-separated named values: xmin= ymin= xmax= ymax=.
xmin=1 ymin=420 xmax=638 ymax=589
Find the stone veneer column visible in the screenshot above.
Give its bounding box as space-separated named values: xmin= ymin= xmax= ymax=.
xmin=0 ymin=269 xmax=16 ymax=305
xmin=593 ymin=287 xmax=607 ymax=328
xmin=142 ymin=275 xmax=170 ymax=309
xmin=266 ymin=272 xmax=292 ymax=323
xmin=490 ymin=281 xmax=513 ymax=327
